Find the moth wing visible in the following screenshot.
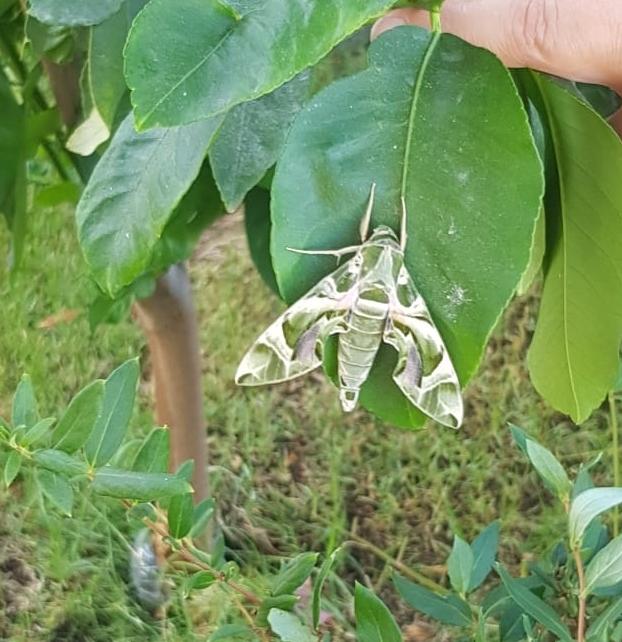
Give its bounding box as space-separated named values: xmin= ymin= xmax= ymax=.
xmin=384 ymin=266 xmax=463 ymax=428
xmin=235 ymin=260 xmax=359 ymax=385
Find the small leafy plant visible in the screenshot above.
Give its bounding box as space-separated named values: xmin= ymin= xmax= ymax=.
xmin=392 ymin=427 xmax=622 ymax=642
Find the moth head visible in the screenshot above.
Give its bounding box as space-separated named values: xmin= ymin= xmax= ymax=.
xmin=367 ymin=225 xmax=400 ymax=246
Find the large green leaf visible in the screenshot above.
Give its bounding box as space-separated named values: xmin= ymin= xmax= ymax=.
xmin=209 ymin=72 xmax=310 ymax=212
xmin=243 ymin=187 xmax=279 ymax=294
xmin=124 ymin=0 xmax=396 ymax=129
xmin=85 ymin=359 xmax=139 ymax=467
xmin=447 ymin=535 xmax=474 ymax=596
xmin=268 ymin=609 xmax=316 ymax=642
xmin=68 ymin=0 xmax=147 ymax=154
xmin=569 ymin=488 xmax=622 ymax=546
xmin=272 ymin=26 xmax=543 ymax=428
xmin=147 ymin=161 xmax=224 ymax=276
xmin=520 ymin=73 xmax=622 ymax=423
xmin=28 ymin=0 xmax=124 ymax=26
xmin=76 ymin=113 xmax=222 ymax=296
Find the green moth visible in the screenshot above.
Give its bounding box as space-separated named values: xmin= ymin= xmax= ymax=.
xmin=236 ymin=185 xmax=463 ymax=428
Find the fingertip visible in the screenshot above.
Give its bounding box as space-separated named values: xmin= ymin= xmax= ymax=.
xmin=370 ymin=8 xmax=429 ymax=41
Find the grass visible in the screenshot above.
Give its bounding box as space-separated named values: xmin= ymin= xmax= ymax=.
xmin=0 ymin=193 xmax=618 ymax=641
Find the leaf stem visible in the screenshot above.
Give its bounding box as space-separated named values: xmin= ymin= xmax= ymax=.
xmin=572 ymin=546 xmax=587 ymax=642
xmin=610 ymin=391 xmax=620 ymax=536
xmin=430 ymin=9 xmax=442 ymax=33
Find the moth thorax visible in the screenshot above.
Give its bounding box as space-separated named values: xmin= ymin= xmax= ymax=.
xmin=340 ymin=388 xmax=359 ymax=412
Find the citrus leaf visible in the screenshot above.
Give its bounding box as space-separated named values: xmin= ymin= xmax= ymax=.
xmin=168 ymin=493 xmax=194 ymax=539
xmin=76 ymin=113 xmax=223 ymax=296
xmin=521 ymin=72 xmax=622 ymax=423
xmin=124 ymin=0 xmax=396 ymax=128
xmin=570 ymin=488 xmax=622 ymax=546
xmin=272 ymin=26 xmax=542 ymax=428
xmin=209 ymin=72 xmax=310 ymax=212
xmin=28 ymin=0 xmax=124 ymax=26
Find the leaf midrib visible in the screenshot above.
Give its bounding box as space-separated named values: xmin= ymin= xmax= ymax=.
xmin=400 ymin=31 xmax=441 ymax=197
xmin=535 ymin=74 xmax=582 ymax=420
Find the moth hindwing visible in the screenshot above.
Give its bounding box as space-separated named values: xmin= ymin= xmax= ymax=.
xmin=236 ymin=187 xmax=463 ymax=428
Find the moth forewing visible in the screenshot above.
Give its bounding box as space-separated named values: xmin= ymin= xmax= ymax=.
xmin=234 ymin=257 xmax=359 ymax=386
xmin=384 ymin=267 xmax=463 ymax=428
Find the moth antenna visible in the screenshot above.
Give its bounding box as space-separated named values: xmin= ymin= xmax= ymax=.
xmin=400 ymin=196 xmax=408 ymax=250
xmin=359 ymin=182 xmax=376 ymax=242
xmin=286 ymin=246 xmax=361 ymax=258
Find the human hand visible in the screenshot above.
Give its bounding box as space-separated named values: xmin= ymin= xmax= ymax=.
xmin=372 ymin=0 xmax=622 ymax=132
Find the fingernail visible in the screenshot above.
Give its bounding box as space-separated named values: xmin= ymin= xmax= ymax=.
xmin=370 ymin=16 xmax=407 ymax=40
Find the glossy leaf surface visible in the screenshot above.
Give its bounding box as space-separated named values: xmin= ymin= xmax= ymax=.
xmin=124 ymin=0 xmax=396 ymax=128
xmin=272 ymin=27 xmax=542 ymax=427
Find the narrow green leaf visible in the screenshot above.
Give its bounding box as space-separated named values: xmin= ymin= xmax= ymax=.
xmin=355 ymin=583 xmax=402 ymax=642
xmin=469 ymin=521 xmax=500 ymax=591
xmin=448 ymin=535 xmax=474 ymax=595
xmin=243 ymin=187 xmax=279 ymax=294
xmin=125 ymin=0 xmax=396 ymax=128
xmin=312 ymin=547 xmax=342 ymax=630
xmin=188 ymin=498 xmax=216 ymax=539
xmin=522 ymin=72 xmax=622 ymax=422
xmin=168 ymin=493 xmax=194 ymax=539
xmin=495 ymin=564 xmax=573 ymax=642
xmin=37 ymin=469 xmax=74 ymax=516
xmin=76 ymin=113 xmax=223 ymax=296
xmin=92 ymin=468 xmax=192 ymax=500
xmin=394 ymin=574 xmax=470 ymax=627
xmin=570 ymin=488 xmax=622 ymax=545
xmin=85 ymin=359 xmax=139 ymax=467
xmin=184 ymin=570 xmax=216 ymax=594
xmin=33 ymin=449 xmax=88 ymax=476
xmin=586 ymin=595 xmax=622 ymax=641
xmin=28 ymin=0 xmax=123 ymax=26
xmin=257 ymin=595 xmax=299 ymax=626
xmin=12 ymin=374 xmax=38 ymax=429
xmin=268 ymin=608 xmax=316 ymax=642
xmin=271 ymin=552 xmax=318 ymax=596
xmin=22 ymin=417 xmax=55 ymax=447
xmin=51 ymin=380 xmax=105 ymax=453
xmin=525 ymin=439 xmax=571 ymax=499
xmin=272 ymin=26 xmax=542 ymax=428
xmin=209 ymin=72 xmax=310 ymax=212
xmin=4 ymin=451 xmax=21 ymax=487
xmin=133 ymin=428 xmax=169 ymax=473
xmin=585 ymin=535 xmax=622 ymax=594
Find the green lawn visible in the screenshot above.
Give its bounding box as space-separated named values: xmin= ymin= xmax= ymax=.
xmin=0 ymin=198 xmax=615 ymax=640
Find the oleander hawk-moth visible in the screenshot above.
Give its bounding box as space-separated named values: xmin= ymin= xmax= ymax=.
xmin=236 ymin=185 xmax=464 ymax=428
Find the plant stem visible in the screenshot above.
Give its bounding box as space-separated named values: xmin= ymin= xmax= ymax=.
xmin=346 ymin=535 xmax=448 ymax=594
xmin=610 ymin=392 xmax=620 ymax=536
xmin=572 ymin=546 xmax=587 ymax=642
